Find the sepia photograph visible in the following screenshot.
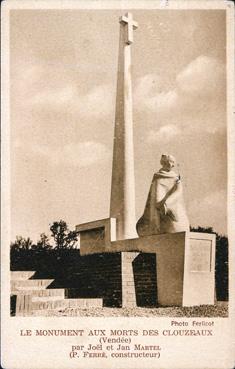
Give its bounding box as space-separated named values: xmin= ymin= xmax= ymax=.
xmin=1 ymin=0 xmax=234 ymax=368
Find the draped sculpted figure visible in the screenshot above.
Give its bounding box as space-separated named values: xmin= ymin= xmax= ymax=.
xmin=136 ymin=154 xmax=189 ymax=237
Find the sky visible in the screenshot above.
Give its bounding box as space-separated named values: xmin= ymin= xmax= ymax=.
xmin=10 ymin=8 xmax=227 ymax=242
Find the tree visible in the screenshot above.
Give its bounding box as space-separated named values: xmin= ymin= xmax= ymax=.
xmin=10 ymin=236 xmax=33 ymax=251
xmin=31 ymin=233 xmax=52 ymax=250
xmin=190 ymin=226 xmax=214 ymax=234
xmin=50 ymin=220 xmax=79 ymax=249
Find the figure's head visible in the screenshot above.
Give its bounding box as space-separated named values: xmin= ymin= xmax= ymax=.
xmin=160 ymin=154 xmax=175 ymax=171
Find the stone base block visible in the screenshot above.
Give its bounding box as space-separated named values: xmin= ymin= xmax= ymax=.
xmin=15 ymin=295 xmax=32 ymax=316
xmin=76 ymin=218 xmax=116 ymax=251
xmin=183 ymin=232 xmax=216 ymax=306
xmin=156 ymin=232 xmax=215 ymax=306
xmin=121 ymin=252 xmax=139 ymax=307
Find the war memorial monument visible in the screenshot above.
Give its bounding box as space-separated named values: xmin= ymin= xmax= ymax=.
xmin=11 ymin=13 xmax=216 ymax=315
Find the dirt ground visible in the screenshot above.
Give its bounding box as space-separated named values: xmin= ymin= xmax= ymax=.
xmin=31 ymin=301 xmax=228 ymax=317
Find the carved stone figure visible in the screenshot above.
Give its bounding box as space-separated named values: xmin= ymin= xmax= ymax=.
xmin=136 ymin=154 xmax=189 ymax=236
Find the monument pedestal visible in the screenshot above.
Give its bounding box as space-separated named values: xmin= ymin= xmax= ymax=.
xmin=78 ymin=229 xmax=216 ymax=307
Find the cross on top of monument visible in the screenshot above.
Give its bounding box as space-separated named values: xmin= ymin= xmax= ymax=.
xmin=120 ymin=12 xmax=138 ymax=45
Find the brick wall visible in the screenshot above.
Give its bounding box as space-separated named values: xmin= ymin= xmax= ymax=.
xmin=11 ymin=249 xmax=157 ymax=307
xmin=55 ymin=253 xmax=122 ymax=307
xmin=133 ymin=253 xmax=157 ymax=307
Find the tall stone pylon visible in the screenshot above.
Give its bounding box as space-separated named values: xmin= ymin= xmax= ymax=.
xmin=110 ymin=13 xmax=138 ymax=241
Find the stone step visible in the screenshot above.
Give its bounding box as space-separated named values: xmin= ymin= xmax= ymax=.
xmin=31 ymin=298 xmax=103 ymax=310
xmin=11 ymin=288 xmax=65 ymax=298
xmin=31 ymin=295 xmax=66 ymax=302
xmin=11 ymin=271 xmax=36 ymax=280
xmin=15 ymin=295 xmax=103 ymax=316
xmin=11 ymin=279 xmax=54 ymax=291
